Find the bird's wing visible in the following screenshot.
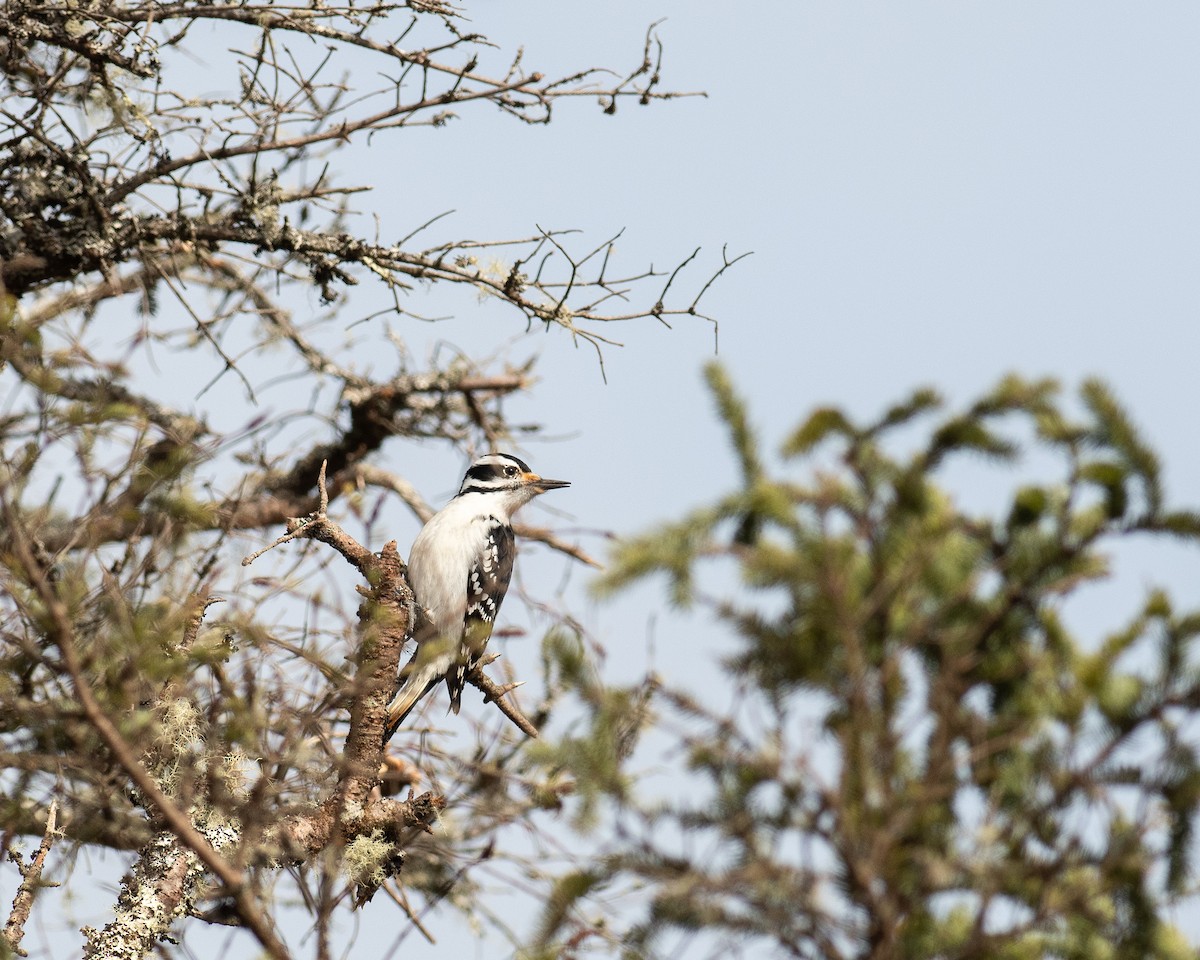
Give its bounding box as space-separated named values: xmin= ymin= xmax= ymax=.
xmin=446 ymin=519 xmax=515 ymax=713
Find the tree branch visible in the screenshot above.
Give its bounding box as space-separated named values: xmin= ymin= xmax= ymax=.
xmin=243 ymin=464 xmax=414 ymax=817
xmin=466 ymin=656 xmax=539 ymax=739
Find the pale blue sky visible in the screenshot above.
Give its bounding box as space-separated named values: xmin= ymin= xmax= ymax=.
xmin=382 ymin=0 xmax=1200 ymax=503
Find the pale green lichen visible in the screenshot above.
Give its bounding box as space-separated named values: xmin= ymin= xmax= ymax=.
xmin=342 ymin=830 xmax=399 ymax=890
xmin=156 ymin=699 xmax=202 ymax=757
xmin=211 ymin=747 xmax=253 ymax=799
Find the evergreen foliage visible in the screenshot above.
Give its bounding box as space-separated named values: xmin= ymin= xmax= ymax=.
xmin=533 ymin=363 xmax=1200 ymax=960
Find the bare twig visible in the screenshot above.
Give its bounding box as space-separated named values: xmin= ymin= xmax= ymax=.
xmin=353 ymin=465 xmax=435 ymax=524
xmin=513 ymin=523 xmax=601 ymax=569
xmin=242 ymin=461 xmax=334 ymax=567
xmin=466 ymin=655 xmax=539 ymax=739
xmin=180 ymin=596 xmax=224 ymax=652
xmin=383 ymin=883 xmax=437 ymax=945
xmin=3 ymin=800 xmax=59 ymax=956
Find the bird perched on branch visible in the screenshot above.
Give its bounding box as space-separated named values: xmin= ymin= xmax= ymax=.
xmin=384 ymin=452 xmax=570 ymax=740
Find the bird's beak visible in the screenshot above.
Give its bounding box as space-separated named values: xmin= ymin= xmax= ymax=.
xmin=523 ymin=472 xmax=570 ymax=491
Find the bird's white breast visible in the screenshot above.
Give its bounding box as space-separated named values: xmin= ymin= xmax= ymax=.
xmin=407 ymin=496 xmax=504 ymax=639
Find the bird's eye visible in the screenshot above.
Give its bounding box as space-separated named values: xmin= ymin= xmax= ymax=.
xmin=504 ymin=465 xmax=518 ymax=477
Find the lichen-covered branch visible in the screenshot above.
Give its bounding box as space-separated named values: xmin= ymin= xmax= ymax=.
xmin=83 ymin=825 xmax=243 ymax=960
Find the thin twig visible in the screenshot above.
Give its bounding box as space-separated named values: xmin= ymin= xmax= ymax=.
xmin=3 ymin=800 xmax=59 ymax=956
xmin=513 ymin=523 xmax=601 ymax=569
xmin=180 ymin=596 xmax=224 ymax=652
xmin=242 ymin=461 xmax=335 ymax=567
xmin=465 ymin=656 xmax=539 ymax=739
xmin=383 ymin=883 xmax=437 ymax=945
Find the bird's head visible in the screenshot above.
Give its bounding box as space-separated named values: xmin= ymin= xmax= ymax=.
xmin=456 ymin=452 xmax=570 ymax=512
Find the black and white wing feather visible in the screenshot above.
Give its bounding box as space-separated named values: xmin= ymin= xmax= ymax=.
xmin=446 ymin=518 xmax=515 ymax=712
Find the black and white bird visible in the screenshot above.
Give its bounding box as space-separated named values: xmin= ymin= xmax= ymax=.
xmin=384 ymin=453 xmax=570 ymax=739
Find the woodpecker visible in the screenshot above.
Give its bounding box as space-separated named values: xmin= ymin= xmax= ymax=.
xmin=384 ymin=452 xmax=570 ymax=739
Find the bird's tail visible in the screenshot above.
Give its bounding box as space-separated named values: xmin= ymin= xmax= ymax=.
xmin=382 ymin=654 xmax=444 ymax=745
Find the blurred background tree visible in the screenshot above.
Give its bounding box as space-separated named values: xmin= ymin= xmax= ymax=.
xmin=531 ymin=364 xmax=1200 ymax=960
